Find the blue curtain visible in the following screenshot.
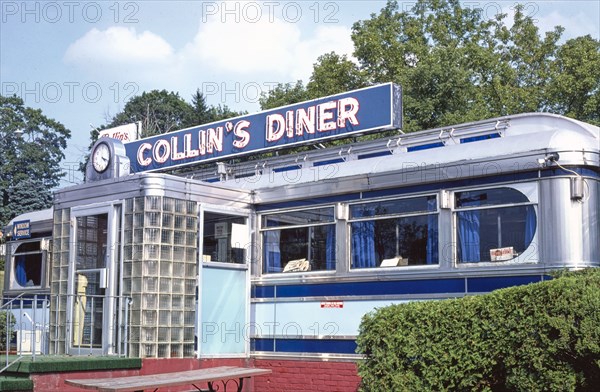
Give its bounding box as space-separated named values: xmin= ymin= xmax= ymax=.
xmin=15 ymin=255 xmax=27 ymax=286
xmin=351 ymin=206 xmax=376 ymax=268
xmin=325 ymin=225 xmax=336 ymax=270
xmin=264 ymin=231 xmax=281 ymax=273
xmin=426 ymin=198 xmax=438 ymax=264
xmin=524 ymin=206 xmax=536 ymax=246
xmin=457 ymin=201 xmax=481 ymax=262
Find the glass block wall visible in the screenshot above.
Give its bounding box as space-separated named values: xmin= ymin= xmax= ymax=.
xmin=49 ymin=208 xmax=70 ymax=354
xmin=123 ymin=196 xmax=198 ymax=358
xmin=49 ymin=197 xmax=198 ymax=358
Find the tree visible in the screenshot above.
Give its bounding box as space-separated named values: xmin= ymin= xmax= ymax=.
xmin=108 ymin=90 xmax=193 ymax=137
xmin=8 ymin=178 xmax=53 ymax=216
xmin=207 ymin=104 xmax=246 ymax=123
xmin=306 ymin=52 xmax=368 ymax=98
xmin=0 ymin=95 xmax=70 ymax=232
xmin=351 ymin=0 xmax=564 ymax=130
xmin=0 ymin=310 xmax=16 ymax=351
xmin=259 ymin=54 xmax=368 ymax=111
xmin=80 ymin=90 xmax=194 ymax=175
xmin=259 ymin=81 xmax=310 ymax=110
xmin=184 ymin=89 xmax=212 ymax=128
xmin=260 ymin=0 xmax=598 ymax=131
xmin=546 ymin=35 xmax=600 ymax=125
xmin=81 ymin=89 xmax=247 ymax=176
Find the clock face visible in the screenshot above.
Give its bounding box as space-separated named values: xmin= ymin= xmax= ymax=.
xmin=92 ymin=142 xmax=111 ymax=173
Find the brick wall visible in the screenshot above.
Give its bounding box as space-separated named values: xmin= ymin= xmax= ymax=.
xmin=252 ymin=359 xmax=361 ymax=392
xmin=30 ymin=358 xmax=361 ymax=392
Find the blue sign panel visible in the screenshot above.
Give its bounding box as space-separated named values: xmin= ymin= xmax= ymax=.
xmin=125 ymin=83 xmax=402 ymax=173
xmin=13 ymin=220 xmax=31 ymax=239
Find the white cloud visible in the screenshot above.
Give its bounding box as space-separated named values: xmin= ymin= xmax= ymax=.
xmin=180 ymin=13 xmax=354 ymax=81
xmin=64 ymin=13 xmax=354 ymax=85
xmin=182 ymin=17 xmax=301 ymax=76
xmin=64 ymin=27 xmax=174 ymax=67
xmin=290 ymin=25 xmax=356 ymax=80
xmin=534 ymin=10 xmax=599 ymax=41
xmin=497 ymin=5 xmax=599 ymax=42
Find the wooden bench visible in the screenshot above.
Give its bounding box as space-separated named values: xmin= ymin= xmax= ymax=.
xmin=65 ymin=366 xmax=272 ymax=392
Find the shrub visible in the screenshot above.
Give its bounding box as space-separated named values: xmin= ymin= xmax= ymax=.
xmin=356 ymin=269 xmax=600 ymax=391
xmin=0 ymin=310 xmax=16 ymax=353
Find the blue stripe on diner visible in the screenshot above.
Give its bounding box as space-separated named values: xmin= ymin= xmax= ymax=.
xmin=255 ymin=193 xmax=362 ymax=211
xmin=252 ymin=338 xmax=357 ymax=354
xmin=407 ymin=142 xmax=445 ymax=152
xmin=467 ymin=275 xmax=543 ymax=292
xmin=252 ymin=285 xmax=275 ymax=298
xmin=253 ymin=278 xmax=465 ymax=299
xmin=273 ymin=165 xmax=300 ymax=173
xmin=252 ymin=338 xmax=275 ymax=352
xmin=313 ymin=158 xmax=345 ymax=166
xmin=460 ymin=133 xmax=501 ymax=143
xmin=252 ymin=275 xmax=546 ymax=299
xmin=358 ymin=151 xmax=393 ymax=159
xmin=541 ymin=167 xmax=600 ymax=179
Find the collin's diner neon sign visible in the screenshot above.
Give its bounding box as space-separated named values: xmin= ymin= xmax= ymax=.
xmin=125 ymin=83 xmax=402 ymax=173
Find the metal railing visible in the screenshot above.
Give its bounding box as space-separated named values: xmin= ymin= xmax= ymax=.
xmin=61 ymin=293 xmax=132 ymax=357
xmin=1 ymin=293 xmax=49 ymax=372
xmin=1 ymin=293 xmax=132 ymax=373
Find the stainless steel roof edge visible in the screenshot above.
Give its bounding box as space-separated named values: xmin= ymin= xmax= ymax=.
xmin=53 ymin=172 xmax=252 ymax=209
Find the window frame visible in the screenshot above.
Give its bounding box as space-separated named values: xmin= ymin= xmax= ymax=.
xmin=10 ymin=239 xmax=48 ymax=290
xmin=202 ymin=210 xmax=249 ymax=266
xmin=347 ymin=193 xmax=440 ymax=270
xmin=452 ymin=184 xmax=539 ymax=266
xmin=259 ymin=205 xmax=337 ymax=275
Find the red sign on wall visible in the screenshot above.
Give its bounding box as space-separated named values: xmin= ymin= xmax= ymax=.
xmin=320 ymin=301 xmax=344 ymax=309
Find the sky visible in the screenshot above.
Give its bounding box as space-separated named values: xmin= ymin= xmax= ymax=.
xmin=1 ymin=0 xmax=599 ymax=186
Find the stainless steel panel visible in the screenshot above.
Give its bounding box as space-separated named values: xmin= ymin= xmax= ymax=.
xmin=582 ymin=179 xmax=600 ymax=264
xmin=539 ymin=178 xmax=584 ymax=266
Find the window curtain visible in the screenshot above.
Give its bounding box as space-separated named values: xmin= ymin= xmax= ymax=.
xmin=325 ymin=225 xmax=336 ymax=270
xmin=351 ymin=207 xmax=376 ymax=268
xmin=264 ymin=230 xmax=281 ymax=273
xmin=15 ymin=255 xmax=27 ymax=286
xmin=426 ymin=198 xmax=438 ymax=264
xmin=457 ymin=201 xmax=481 ymax=262
xmin=524 ymin=205 xmax=536 ymax=246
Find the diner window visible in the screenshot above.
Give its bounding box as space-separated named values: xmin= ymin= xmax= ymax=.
xmin=202 ymin=212 xmax=247 ymax=264
xmin=455 ymin=187 xmax=536 ymax=263
xmin=261 ymin=207 xmax=336 ymax=273
xmin=350 ymin=195 xmax=438 ymax=268
xmin=12 ymin=241 xmax=44 ymax=288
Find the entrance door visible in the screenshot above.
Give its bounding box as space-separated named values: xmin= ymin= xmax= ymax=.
xmin=199 ymin=207 xmax=251 ymax=357
xmin=68 ymin=205 xmax=121 ymax=355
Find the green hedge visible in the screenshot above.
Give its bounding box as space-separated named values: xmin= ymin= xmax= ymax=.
xmin=0 ymin=310 xmax=15 ymax=352
xmin=356 ymin=269 xmax=600 ymax=391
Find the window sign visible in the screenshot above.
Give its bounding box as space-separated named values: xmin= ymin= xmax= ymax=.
xmin=13 ymin=220 xmax=31 ymax=239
